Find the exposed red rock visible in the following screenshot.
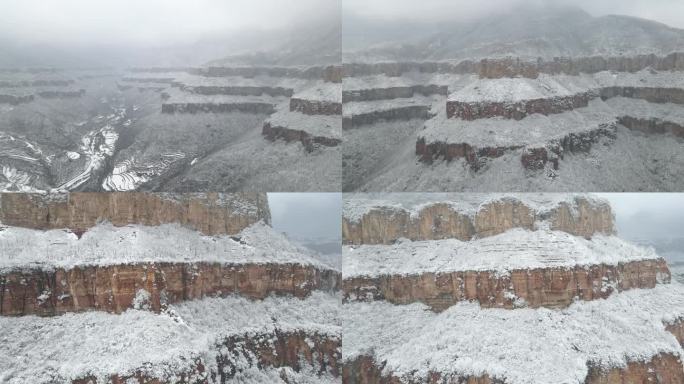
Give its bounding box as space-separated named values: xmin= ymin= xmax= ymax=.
xmin=0 ymin=192 xmax=270 ymax=236
xmin=343 ymin=259 xmax=670 ymax=311
xmin=0 ymin=262 xmax=340 ymax=316
xmin=343 ymin=196 xmax=614 ymax=245
xmin=585 ymin=353 xmax=684 ymax=384
xmin=344 ymin=352 xmax=684 ymax=384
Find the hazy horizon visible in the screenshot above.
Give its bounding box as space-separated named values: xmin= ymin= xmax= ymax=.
xmin=268 ymin=193 xmax=341 ymax=256
xmin=0 ymin=0 xmax=340 ymax=68
xmin=344 ymin=0 xmax=684 ymax=29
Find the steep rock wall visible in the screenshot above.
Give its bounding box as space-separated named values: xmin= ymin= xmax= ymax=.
xmin=0 ymin=262 xmax=340 ymax=316
xmin=263 ymin=122 xmax=341 ymax=151
xmin=290 ymin=98 xmax=342 ymax=115
xmin=0 ymin=192 xmax=270 ymax=236
xmin=343 ymin=106 xmax=431 ymax=129
xmin=343 ymin=197 xmax=614 ymax=244
xmin=446 ymin=92 xmax=595 ymax=120
xmin=618 ymin=116 xmax=684 ymax=137
xmin=343 ymin=259 xmax=670 ymax=311
xmin=342 ymin=52 xmax=684 ymax=78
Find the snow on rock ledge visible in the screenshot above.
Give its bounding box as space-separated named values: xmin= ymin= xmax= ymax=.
xmin=342 ymin=284 xmax=684 ymax=384
xmin=342 ymin=229 xmax=669 ymax=310
xmin=0 ymin=222 xmax=330 ymax=272
xmin=0 ymin=291 xmax=341 ymax=383
xmin=0 ymin=222 xmax=341 ymax=315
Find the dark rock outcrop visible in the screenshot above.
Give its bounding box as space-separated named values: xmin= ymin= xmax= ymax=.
xmin=446 ymin=92 xmax=595 ymax=120
xmin=262 ymin=122 xmax=341 ymax=152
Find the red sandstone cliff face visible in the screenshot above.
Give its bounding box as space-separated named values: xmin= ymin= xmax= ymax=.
xmin=343 ymin=197 xmax=614 ymax=245
xmin=343 ymin=352 xmax=684 ymax=384
xmin=0 ymin=262 xmax=340 ymax=316
xmin=343 ymin=259 xmax=670 ymax=311
xmin=0 ymin=192 xmax=270 ymax=236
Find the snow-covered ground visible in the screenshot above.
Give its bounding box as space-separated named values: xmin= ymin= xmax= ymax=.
xmin=341 ymin=68 xmax=684 ymax=192
xmin=343 ymin=229 xmax=659 ymax=278
xmin=343 ymin=94 xmax=440 ymax=116
xmin=267 ymin=105 xmax=342 ymax=139
xmin=344 ymin=124 xmax=684 ymax=192
xmin=0 ymin=291 xmax=341 ymax=384
xmin=448 ymin=74 xmax=597 ymax=103
xmin=294 ymin=82 xmax=342 ymax=103
xmin=0 ymin=221 xmax=335 ymax=272
xmin=606 ymin=97 xmax=684 ymax=124
xmin=421 ymin=99 xmax=615 ymax=148
xmin=343 ymin=283 xmax=684 ymax=383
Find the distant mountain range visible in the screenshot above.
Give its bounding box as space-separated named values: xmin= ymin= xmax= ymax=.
xmin=343 ymin=5 xmax=684 ymax=62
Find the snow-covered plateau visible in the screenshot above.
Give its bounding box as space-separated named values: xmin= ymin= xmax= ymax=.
xmin=342 ymin=228 xmax=659 ymax=278
xmin=0 ymin=221 xmax=333 ymax=272
xmin=0 ymin=291 xmax=341 ymax=384
xmin=343 ymin=283 xmax=684 ymax=383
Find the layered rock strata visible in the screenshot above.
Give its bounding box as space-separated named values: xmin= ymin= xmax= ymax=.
xmin=343 ymin=259 xmax=670 ymax=311
xmin=342 ymin=52 xmax=684 ymax=78
xmin=342 ymin=194 xmax=684 ymax=384
xmin=0 ymin=192 xmax=270 ymax=236
xmin=343 ymin=195 xmax=614 ymax=245
xmin=0 ymin=262 xmax=340 ymax=316
xmin=446 ymin=91 xmax=595 ymax=120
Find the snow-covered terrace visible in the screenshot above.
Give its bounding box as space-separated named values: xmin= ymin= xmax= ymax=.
xmin=0 ymin=291 xmax=340 ymax=383
xmin=343 ymin=283 xmax=684 ymax=383
xmin=0 ymin=222 xmax=332 ymax=272
xmin=343 ymin=228 xmax=660 ymax=278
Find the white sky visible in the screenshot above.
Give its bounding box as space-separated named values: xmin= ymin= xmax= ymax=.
xmin=0 ymin=0 xmax=338 ymax=46
xmin=268 ymin=193 xmax=341 ymax=244
xmin=596 ymin=193 xmax=684 ymax=239
xmin=344 ymin=0 xmax=684 ymax=29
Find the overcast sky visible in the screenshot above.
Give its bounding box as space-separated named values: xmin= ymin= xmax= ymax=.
xmin=344 ymin=0 xmax=684 ymax=29
xmin=268 ymin=193 xmax=341 ymax=244
xmin=0 ymin=0 xmax=338 ymax=47
xmin=596 ymin=193 xmax=684 ymax=239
